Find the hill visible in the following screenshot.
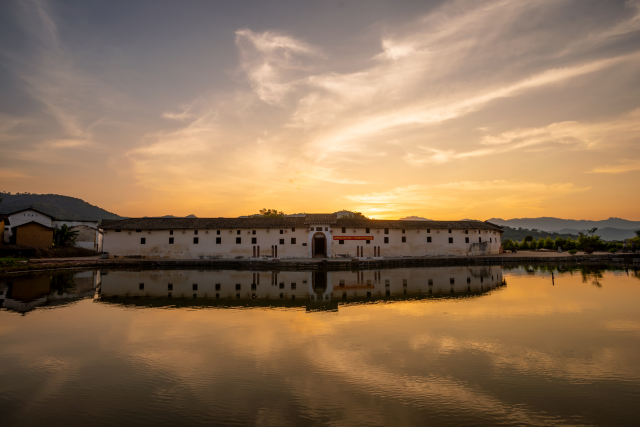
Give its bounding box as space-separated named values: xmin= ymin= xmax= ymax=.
xmin=487 ymin=216 xmax=640 ymax=231
xmin=0 ymin=192 xmax=123 ymax=221
xmin=500 ymin=226 xmax=579 ymax=242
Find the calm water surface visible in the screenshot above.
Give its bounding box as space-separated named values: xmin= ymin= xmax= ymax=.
xmin=1 ymin=265 xmax=639 ymax=426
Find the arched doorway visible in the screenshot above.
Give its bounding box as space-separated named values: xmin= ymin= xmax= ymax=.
xmin=312 ymin=232 xmax=326 ymax=258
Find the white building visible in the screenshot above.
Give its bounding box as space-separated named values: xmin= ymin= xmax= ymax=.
xmin=2 ymin=207 xmax=103 ymax=251
xmin=100 ymin=214 xmax=503 ymax=259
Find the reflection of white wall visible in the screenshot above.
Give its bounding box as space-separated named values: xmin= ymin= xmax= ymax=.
xmin=99 ymin=266 xmax=504 ymax=301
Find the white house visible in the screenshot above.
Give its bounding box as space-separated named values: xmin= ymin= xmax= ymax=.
xmin=100 ymin=214 xmax=503 ymax=259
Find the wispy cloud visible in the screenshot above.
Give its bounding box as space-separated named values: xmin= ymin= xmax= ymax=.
xmin=589 ymin=159 xmax=640 ymax=174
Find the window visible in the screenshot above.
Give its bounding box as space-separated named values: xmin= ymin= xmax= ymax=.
xmin=467 ymin=277 xmax=471 ymax=283
xmin=280 ymin=230 xmax=283 ymax=234
xmin=168 ymin=284 xmax=173 ymax=291
xmin=194 ymin=230 xmax=198 ymax=235
xmin=427 ymin=229 xmax=430 ymax=233
xmin=291 ymin=238 xmax=296 ymax=244
xmin=136 ymin=229 xmax=142 ymax=233
xmin=139 ymin=283 xmax=144 ymax=290
xmin=479 ymin=237 xmax=482 ymax=243
xmin=339 ymin=240 xmax=344 ymax=244
xmin=216 ymin=237 xmax=221 ymax=244
xmin=115 ymin=229 xmax=121 ymax=232
xmin=192 ymin=284 xmax=198 ymax=291
xmin=302 ymin=243 xmax=307 ymax=246
xmin=193 ymin=237 xmax=199 ymax=244
xmin=402 ymin=229 xmax=405 ymax=234
xmin=252 ymin=230 xmax=256 ymax=235
xmin=279 ymin=239 xmax=284 ymax=245
xmin=235 ymin=284 xmax=241 ymax=290
xmin=169 ymin=237 xmax=174 ymax=244
xmin=448 ymin=229 xmax=452 ymax=233
xmin=384 ymin=237 xmax=389 ymax=243
xmin=384 ymin=228 xmax=389 ymax=234
xmin=316 ymin=227 xmax=322 ymax=231
xmin=141 ymin=238 xmax=146 ymax=244
xmin=402 ymin=236 xmax=406 ymax=243
xmin=170 ymin=230 xmax=174 ymax=235
xmin=217 ymin=230 xmax=220 ymax=235
xmin=465 ymin=237 xmax=469 ymax=243
xmin=450 ymin=278 xmax=455 ymax=284
xmin=292 ymin=227 xmax=295 ymax=232
xmin=279 ymin=282 xmax=284 ymax=289
xmin=366 ymin=228 xmax=370 ymax=233
xmin=342 ymin=227 xmax=346 ymax=233
xmin=428 ymin=279 xmax=433 ymax=286
xmin=291 ymin=283 xmax=296 ymax=290
xmin=236 ymin=237 xmax=241 ymax=244
xmin=366 ymin=240 xmax=370 ymax=244
xmin=490 ymin=238 xmax=492 ymax=243
xmin=448 ymin=237 xmax=453 ymax=243
xmin=464 ymin=230 xmax=468 ymax=234
xmin=237 ymin=230 xmax=241 ymax=235
xmin=427 ymin=237 xmax=432 ymax=242
xmin=252 ymin=237 xmax=257 ymax=244
xmin=215 ymin=283 xmax=220 ymax=291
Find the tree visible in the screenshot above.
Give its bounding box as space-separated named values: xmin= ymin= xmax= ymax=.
xmin=524 ymin=235 xmax=534 ymax=242
xmin=249 ymin=208 xmax=286 ymax=218
xmin=536 ymin=237 xmax=545 ymax=250
xmin=577 ymin=227 xmax=602 ymax=254
xmin=543 ymin=236 xmax=554 ymax=250
xmin=635 ymin=230 xmax=640 ymax=238
xmin=554 ymin=237 xmax=566 ymax=249
xmin=53 ymin=224 xmax=79 ymax=247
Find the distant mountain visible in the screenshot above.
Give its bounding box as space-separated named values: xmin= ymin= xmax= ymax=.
xmin=399 ymin=216 xmax=433 ymax=221
xmin=487 ymin=217 xmax=640 ymax=231
xmin=144 ymin=214 xmax=198 ymax=218
xmin=554 ymin=227 xmax=638 ymax=241
xmin=501 ymin=226 xmax=579 ymax=242
xmin=0 ymin=192 xmax=122 ymax=221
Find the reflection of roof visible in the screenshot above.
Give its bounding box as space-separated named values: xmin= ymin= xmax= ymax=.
xmin=14 ymin=220 xmax=53 ymax=230
xmin=304 ymin=214 xmax=338 ymax=225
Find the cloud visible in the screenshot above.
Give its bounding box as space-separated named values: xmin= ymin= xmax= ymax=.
xmin=589 ymin=159 xmax=640 ymax=174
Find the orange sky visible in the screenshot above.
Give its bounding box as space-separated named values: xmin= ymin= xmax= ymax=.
xmin=1 ymin=0 xmax=640 ymax=220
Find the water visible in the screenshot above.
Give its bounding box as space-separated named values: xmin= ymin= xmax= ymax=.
xmin=1 ymin=265 xmax=639 ymax=426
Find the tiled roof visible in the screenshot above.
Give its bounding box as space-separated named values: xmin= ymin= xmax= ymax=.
xmin=303 ymin=214 xmax=338 ymax=225
xmin=101 ymin=217 xmax=307 ymax=230
xmin=336 ymin=219 xmax=502 ymax=231
xmin=100 ymin=215 xmax=502 ymax=231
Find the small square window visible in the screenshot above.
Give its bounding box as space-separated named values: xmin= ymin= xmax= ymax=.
xmin=215 ymin=283 xmax=220 ymax=290
xmin=428 ymin=279 xmax=433 ymax=286
xmin=448 ymin=237 xmax=453 ymax=243
xmin=291 ymin=283 xmax=296 ymax=290
xmin=141 ymin=238 xmax=146 ymax=244
xmin=339 ymin=240 xmax=344 ymax=244
xmin=325 ymin=227 xmax=328 ymax=231
xmin=136 ymin=229 xmax=142 ymax=233
xmin=467 ymin=277 xmax=471 ymax=283
xmin=448 ymin=229 xmax=452 ymax=233
xmin=193 ymin=237 xmax=199 ymax=244
xmin=384 ymin=228 xmax=389 ymax=234
xmin=193 ymin=284 xmax=198 ymax=291
xmin=479 ymin=237 xmax=482 ymax=243
xmin=252 ymin=230 xmax=256 ymax=235
xmin=169 ymin=237 xmax=174 ymax=244
xmin=280 ymin=230 xmax=283 ymax=234
xmin=427 ymin=236 xmax=432 ymax=243
xmin=384 ymin=237 xmax=389 ymax=243
xmin=366 ymin=240 xmax=370 ymax=244
xmin=217 ymin=230 xmax=220 ymax=235
xmin=450 ymin=278 xmax=455 ymax=284
xmin=194 ymin=230 xmax=198 ymax=235
xmin=292 ymin=227 xmax=295 ymax=232
xmin=402 ymin=236 xmax=406 ymax=243
xmin=168 ymin=284 xmax=173 ymax=290
xmin=252 ymin=237 xmax=257 ymax=244
xmin=279 ymin=239 xmax=284 ymax=244
xmin=216 ymin=237 xmax=221 ymax=244
xmin=279 ymin=282 xmax=284 ymax=289
xmin=302 ymin=243 xmax=307 ymax=246
xmin=490 ymin=238 xmax=492 ymax=243
xmin=291 ymin=238 xmax=296 ymax=244
xmin=115 ymin=229 xmax=121 ymax=232
xmin=237 ymin=230 xmax=241 ymax=235
xmin=342 ymin=227 xmax=346 ymax=233
xmin=366 ymin=228 xmax=370 ymax=233
xmin=465 ymin=237 xmax=469 ymax=243
xmin=170 ymin=230 xmax=173 ymax=235
xmin=402 ymin=229 xmax=405 ymax=234
xmin=464 ymin=230 xmax=468 ymax=234
xmin=403 ymin=279 xmax=407 ymax=287
xmin=236 ymin=237 xmax=241 ymax=244
xmin=427 ymin=229 xmax=430 ymax=233
xmin=139 ymin=283 xmax=144 ymax=290
xmin=236 ymin=284 xmax=241 ymax=290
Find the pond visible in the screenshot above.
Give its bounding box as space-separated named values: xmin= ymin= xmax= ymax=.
xmin=1 ymin=265 xmax=639 ymax=426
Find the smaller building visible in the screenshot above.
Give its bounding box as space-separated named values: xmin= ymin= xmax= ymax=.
xmin=14 ymin=221 xmax=53 ymax=248
xmin=70 ymin=224 xmax=103 ymax=252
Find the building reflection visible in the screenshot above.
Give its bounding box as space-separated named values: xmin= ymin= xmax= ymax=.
xmin=95 ymin=266 xmax=506 ymax=311
xmin=0 ymin=270 xmax=98 ymax=314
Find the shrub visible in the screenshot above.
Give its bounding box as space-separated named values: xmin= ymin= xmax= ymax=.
xmin=536 ymin=238 xmax=545 ymax=250
xmin=568 ymin=249 xmax=577 ymax=255
xmin=543 ymin=236 xmax=554 ymax=250
xmin=554 ymin=237 xmax=566 ymax=249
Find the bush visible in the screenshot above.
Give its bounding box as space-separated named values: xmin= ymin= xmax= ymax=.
xmin=568 ymin=249 xmax=577 ymax=255
xmin=554 ymin=237 xmax=566 ymax=249
xmin=609 ymin=248 xmax=618 ymax=254
xmin=543 ymin=236 xmax=554 ymax=250
xmin=536 ymin=238 xmax=545 ymax=250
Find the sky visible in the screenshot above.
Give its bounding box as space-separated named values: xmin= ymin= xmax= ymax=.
xmin=1 ymin=0 xmax=639 ymax=220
